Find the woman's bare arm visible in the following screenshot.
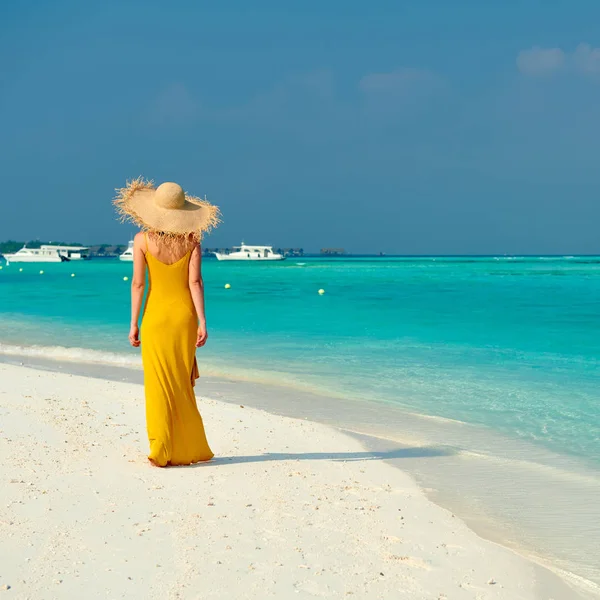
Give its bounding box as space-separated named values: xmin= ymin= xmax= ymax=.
xmin=188 ymin=243 xmax=208 ymax=347
xmin=129 ymin=233 xmax=147 ymax=347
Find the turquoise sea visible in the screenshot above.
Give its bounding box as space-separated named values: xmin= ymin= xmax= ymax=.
xmin=1 ymin=255 xmax=599 ymax=588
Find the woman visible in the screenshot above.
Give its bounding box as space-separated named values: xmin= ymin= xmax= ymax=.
xmin=114 ymin=177 xmax=220 ymax=467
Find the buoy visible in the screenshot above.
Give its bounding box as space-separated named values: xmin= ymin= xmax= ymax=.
xmin=39 ymin=270 xmax=44 ymax=275
xmin=123 ymin=276 xmax=129 ymax=281
xmin=0 ymin=266 xmax=3 ymax=270
xmin=318 ymin=288 xmax=325 ymax=295
xmin=71 ymin=273 xmax=76 ymax=277
xmin=19 ymin=268 xmax=23 ymax=272
xmin=224 ymin=283 xmax=231 ymax=289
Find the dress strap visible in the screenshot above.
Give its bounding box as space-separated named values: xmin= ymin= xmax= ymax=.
xmin=144 ymin=232 xmax=149 ymax=253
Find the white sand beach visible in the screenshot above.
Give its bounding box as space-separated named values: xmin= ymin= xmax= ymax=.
xmin=0 ymin=363 xmax=592 ymax=599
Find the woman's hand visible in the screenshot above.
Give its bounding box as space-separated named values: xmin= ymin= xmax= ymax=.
xmin=196 ymin=323 xmax=208 ymax=348
xmin=129 ymin=324 xmax=140 ymax=347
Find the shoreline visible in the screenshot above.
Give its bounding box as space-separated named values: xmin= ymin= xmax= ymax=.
xmin=1 ymin=354 xmax=598 ymax=598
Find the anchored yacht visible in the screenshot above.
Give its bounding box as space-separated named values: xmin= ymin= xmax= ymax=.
xmin=3 ymin=245 xmax=89 ymax=264
xmin=119 ymin=240 xmax=134 ymax=262
xmin=214 ymin=243 xmax=284 ymax=261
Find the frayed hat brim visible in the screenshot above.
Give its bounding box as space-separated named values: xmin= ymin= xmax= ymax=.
xmin=114 ymin=177 xmax=221 ymax=241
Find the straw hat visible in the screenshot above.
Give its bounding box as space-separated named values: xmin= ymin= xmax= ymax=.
xmin=114 ymin=177 xmax=220 ymax=240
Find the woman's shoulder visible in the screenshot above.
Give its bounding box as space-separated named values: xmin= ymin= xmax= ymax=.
xmin=133 ymin=232 xmax=147 ymax=251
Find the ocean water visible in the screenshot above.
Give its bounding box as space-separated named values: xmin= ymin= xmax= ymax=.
xmin=1 ymin=255 xmax=599 ymax=588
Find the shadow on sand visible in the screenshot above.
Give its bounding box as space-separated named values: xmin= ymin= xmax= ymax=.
xmin=183 ymin=445 xmax=455 ymax=468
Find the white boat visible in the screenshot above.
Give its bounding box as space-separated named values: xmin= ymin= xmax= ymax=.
xmin=3 ymin=244 xmax=90 ymax=264
xmin=119 ymin=240 xmax=134 ymax=262
xmin=3 ymin=246 xmax=63 ymax=264
xmin=214 ymin=242 xmax=284 ymax=261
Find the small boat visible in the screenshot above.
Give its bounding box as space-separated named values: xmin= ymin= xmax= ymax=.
xmin=119 ymin=240 xmax=134 ymax=262
xmin=214 ymin=242 xmax=284 ymax=261
xmin=3 ymin=245 xmax=77 ymax=264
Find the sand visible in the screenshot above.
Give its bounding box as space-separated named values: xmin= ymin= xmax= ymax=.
xmin=0 ymin=363 xmax=591 ymax=599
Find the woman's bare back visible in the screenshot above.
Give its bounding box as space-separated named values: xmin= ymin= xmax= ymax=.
xmin=141 ymin=232 xmax=196 ymax=265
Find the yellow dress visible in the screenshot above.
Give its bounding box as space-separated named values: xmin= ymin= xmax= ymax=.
xmin=140 ymin=242 xmax=213 ymax=467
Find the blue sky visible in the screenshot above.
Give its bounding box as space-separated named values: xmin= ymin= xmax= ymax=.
xmin=1 ymin=0 xmax=600 ymax=253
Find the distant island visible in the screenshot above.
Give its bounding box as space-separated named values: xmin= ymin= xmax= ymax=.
xmin=0 ymin=240 xmax=127 ymax=258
